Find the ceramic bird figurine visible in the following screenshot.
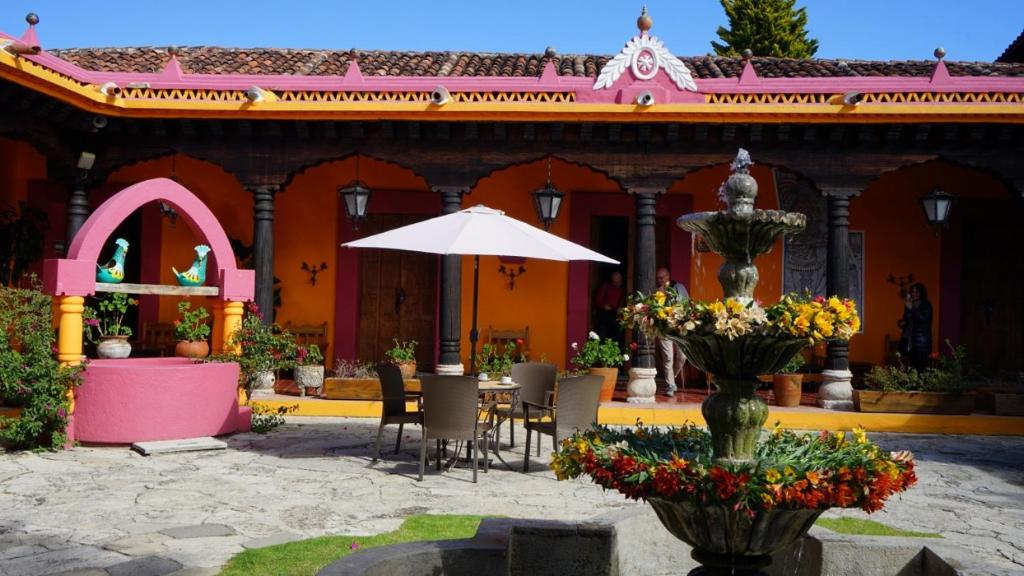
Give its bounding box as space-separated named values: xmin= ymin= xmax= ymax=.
xmin=173 ymin=244 xmax=212 ymax=286
xmin=96 ymin=238 xmax=129 ymax=283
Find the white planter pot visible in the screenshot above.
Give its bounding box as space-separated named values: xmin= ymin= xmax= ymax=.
xmin=96 ymin=336 xmax=132 ymax=359
xmin=295 ymin=365 xmax=325 ymax=397
xmin=249 ymin=370 xmax=276 ymax=397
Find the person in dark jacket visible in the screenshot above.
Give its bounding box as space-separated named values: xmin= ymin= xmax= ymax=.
xmin=898 ymin=282 xmax=932 ymax=371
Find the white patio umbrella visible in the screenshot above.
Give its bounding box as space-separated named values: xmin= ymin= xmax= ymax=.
xmin=343 ymin=205 xmax=619 ymax=372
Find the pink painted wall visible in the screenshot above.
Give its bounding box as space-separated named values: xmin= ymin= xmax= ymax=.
xmin=74 ymin=358 xmax=240 ymax=443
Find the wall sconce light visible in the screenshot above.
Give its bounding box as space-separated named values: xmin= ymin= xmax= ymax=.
xmin=159 ymin=201 xmax=179 ymax=228
xmin=498 ymin=256 xmax=526 ymax=290
xmin=245 ymin=85 xmax=278 ymax=102
xmin=97 ymin=81 xmax=121 ymax=97
xmin=301 ymin=261 xmax=328 ymax=286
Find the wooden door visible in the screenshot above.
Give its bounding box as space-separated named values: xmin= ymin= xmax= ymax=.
xmin=959 ymin=221 xmax=1023 ymax=374
xmin=357 ymin=214 xmax=437 ymax=370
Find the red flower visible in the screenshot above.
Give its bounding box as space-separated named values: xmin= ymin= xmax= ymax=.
xmin=629 ymin=341 xmax=638 ymax=351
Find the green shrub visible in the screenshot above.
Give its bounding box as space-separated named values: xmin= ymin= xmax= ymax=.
xmin=0 ymin=281 xmax=84 ymax=450
xmin=866 ymin=342 xmax=975 ymax=393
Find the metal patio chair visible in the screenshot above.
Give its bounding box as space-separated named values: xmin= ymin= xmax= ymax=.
xmin=522 ymin=374 xmax=602 ymax=472
xmin=494 ymin=362 xmax=556 ymax=448
xmin=419 ymin=375 xmax=494 ymax=483
xmin=371 ymin=362 xmax=422 ymax=462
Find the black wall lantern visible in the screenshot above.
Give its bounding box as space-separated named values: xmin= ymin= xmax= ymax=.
xmin=920 ymin=188 xmax=953 ymax=229
xmin=339 ymin=155 xmax=372 ymax=229
xmin=533 ymin=157 xmax=564 ymax=230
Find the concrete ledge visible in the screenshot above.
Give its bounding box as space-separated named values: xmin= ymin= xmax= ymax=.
xmin=319 ymin=508 xmax=997 ymax=576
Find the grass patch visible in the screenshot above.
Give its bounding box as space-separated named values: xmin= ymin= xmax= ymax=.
xmin=219 ymin=514 xmax=485 ymax=576
xmin=815 ymin=517 xmax=942 ymax=538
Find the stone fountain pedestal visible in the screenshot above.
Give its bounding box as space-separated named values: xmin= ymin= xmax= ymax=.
xmin=626 ymin=367 xmax=658 ymax=403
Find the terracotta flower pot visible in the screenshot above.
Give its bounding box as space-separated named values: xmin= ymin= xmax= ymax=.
xmin=96 ymin=335 xmax=131 ymax=359
xmin=589 ymin=367 xmax=620 ymax=402
xmin=395 ymin=361 xmax=417 ymax=380
xmin=175 ymin=340 xmax=210 ymax=359
xmin=772 ymin=373 xmax=804 ymax=407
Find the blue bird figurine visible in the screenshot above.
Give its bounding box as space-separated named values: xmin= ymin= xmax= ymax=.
xmin=96 ymin=238 xmax=129 ymax=283
xmin=173 ymin=244 xmax=212 ymax=286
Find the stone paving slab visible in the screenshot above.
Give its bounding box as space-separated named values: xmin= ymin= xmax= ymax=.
xmin=131 ymin=438 xmax=227 ymax=456
xmin=0 ymin=417 xmax=1020 ymax=575
xmin=105 ymin=555 xmax=182 ymax=576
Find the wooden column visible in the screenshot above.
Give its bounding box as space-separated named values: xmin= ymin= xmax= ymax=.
xmin=434 ymin=185 xmax=467 ymax=374
xmin=820 ymin=187 xmax=860 ymax=410
xmin=250 ymin=185 xmax=278 ymax=324
xmin=625 ymin=187 xmax=662 ymax=403
xmin=633 ymin=189 xmax=659 ymax=369
xmin=65 ymin=175 xmax=90 ymax=247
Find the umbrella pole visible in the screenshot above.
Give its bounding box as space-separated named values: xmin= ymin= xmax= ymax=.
xmin=469 ymin=255 xmax=480 ymax=375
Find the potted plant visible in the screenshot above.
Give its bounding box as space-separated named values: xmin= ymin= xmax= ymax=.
xmin=570 ymin=331 xmax=628 ymax=402
xmin=856 ymin=342 xmax=976 ymax=415
xmin=772 ymin=352 xmax=806 ymax=407
xmin=293 ymin=344 xmax=325 ymax=397
xmin=384 ymin=338 xmax=418 ymax=379
xmin=225 ymin=303 xmax=296 ymax=399
xmin=83 ymin=293 xmax=138 ymax=359
xmin=324 ymin=359 xmax=388 ymax=399
xmin=173 ymin=300 xmax=211 ymax=359
xmin=474 ymin=340 xmax=525 ymax=382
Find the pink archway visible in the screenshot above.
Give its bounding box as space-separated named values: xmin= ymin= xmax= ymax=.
xmin=45 ymin=177 xmax=253 ymax=301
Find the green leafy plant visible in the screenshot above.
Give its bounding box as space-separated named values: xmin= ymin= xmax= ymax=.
xmin=295 ymin=344 xmax=324 ymax=367
xmin=217 ymin=303 xmax=297 ymax=398
xmin=333 ymin=358 xmax=378 ymax=378
xmin=866 ymin=342 xmax=976 ymax=393
xmin=250 ymin=403 xmax=298 ymax=434
xmin=173 ymin=300 xmax=211 ymax=342
xmin=570 ymin=332 xmax=628 ymax=369
xmin=83 ymin=292 xmax=138 ymax=340
xmin=777 ymin=352 xmax=805 ymax=375
xmin=384 ymin=338 xmax=417 ymax=363
xmin=474 ymin=341 xmax=525 ymax=377
xmin=0 ymin=280 xmax=85 ymax=450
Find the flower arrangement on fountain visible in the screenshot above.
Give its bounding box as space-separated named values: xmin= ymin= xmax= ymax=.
xmin=552 ymin=422 xmax=915 ymax=515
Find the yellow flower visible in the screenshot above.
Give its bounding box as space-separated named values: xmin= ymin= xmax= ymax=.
xmin=783 ymin=466 xmax=796 ymax=477
xmin=726 ymin=299 xmax=745 ymax=314
xmin=765 ymin=468 xmax=781 ymax=482
xmin=654 ymin=291 xmax=667 ymax=305
xmin=708 ymin=301 xmax=726 ymax=315
xmin=852 ymin=426 xmax=868 ymax=444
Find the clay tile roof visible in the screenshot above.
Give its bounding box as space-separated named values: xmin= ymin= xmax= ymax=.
xmin=47 ymin=46 xmax=1024 ymax=78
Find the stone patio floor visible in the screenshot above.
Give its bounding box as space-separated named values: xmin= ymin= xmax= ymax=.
xmin=0 ymin=417 xmax=1022 ymax=575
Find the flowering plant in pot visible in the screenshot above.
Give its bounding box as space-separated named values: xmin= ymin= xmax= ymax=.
xmin=772 ymin=352 xmax=806 ymax=407
xmin=83 ymin=293 xmax=138 ymax=359
xmin=173 ymin=300 xmax=211 ymax=359
xmin=222 ymin=303 xmax=296 ymax=399
xmin=293 ymin=344 xmax=325 ymax=397
xmin=570 ymin=332 xmax=628 ymax=401
xmin=384 ymin=338 xmax=418 ymax=379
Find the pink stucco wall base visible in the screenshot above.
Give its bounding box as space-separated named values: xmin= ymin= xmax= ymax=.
xmin=74 ymin=358 xmax=242 ymax=444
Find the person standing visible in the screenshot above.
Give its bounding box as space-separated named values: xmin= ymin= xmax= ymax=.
xmin=656 ymin=267 xmax=688 ymax=397
xmin=897 ymin=282 xmax=933 ymax=371
xmin=594 ymin=270 xmax=626 ymax=346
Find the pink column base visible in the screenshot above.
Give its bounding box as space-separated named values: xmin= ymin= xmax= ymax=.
xmin=74 ymin=358 xmax=241 ymax=444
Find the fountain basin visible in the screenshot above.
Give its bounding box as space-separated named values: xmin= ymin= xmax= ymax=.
xmin=74 ymin=358 xmax=241 ymax=444
xmin=671 ymin=334 xmax=808 ymax=379
xmin=677 ymin=210 xmax=806 ymax=260
xmin=649 ymin=499 xmax=822 ymax=562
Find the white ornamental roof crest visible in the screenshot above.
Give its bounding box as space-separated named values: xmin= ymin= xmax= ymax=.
xmin=593 ymin=32 xmax=698 ymax=92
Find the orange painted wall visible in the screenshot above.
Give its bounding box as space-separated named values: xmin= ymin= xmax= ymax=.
xmin=669 ymin=164 xmax=783 ymax=303
xmin=851 ymin=161 xmax=1009 ymax=366
xmin=107 ymin=155 xmax=251 ymax=325
xmin=280 ymin=156 xmax=429 ymax=367
xmin=0 ymin=137 xmax=46 ymax=208
xmin=466 ymin=159 xmax=621 ymax=369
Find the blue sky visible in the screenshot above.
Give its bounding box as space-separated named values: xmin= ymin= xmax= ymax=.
xmin=2 ymin=1 xmax=1021 ymax=62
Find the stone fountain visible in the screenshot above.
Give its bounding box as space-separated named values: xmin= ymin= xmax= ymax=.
xmin=648 ymin=149 xmax=814 ymax=575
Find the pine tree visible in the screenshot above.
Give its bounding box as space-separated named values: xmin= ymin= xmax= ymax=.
xmin=712 ymin=0 xmax=819 ymax=59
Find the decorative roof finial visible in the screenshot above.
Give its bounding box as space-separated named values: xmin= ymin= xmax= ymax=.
xmin=25 ymin=13 xmax=39 ymax=26
xmin=741 ymin=48 xmax=753 ymax=61
xmin=544 ymin=46 xmax=557 ymax=59
xmin=637 ymin=5 xmax=652 ymax=33
xmin=933 ymin=46 xmax=946 ymax=61
xmin=167 ymin=45 xmax=179 ymax=57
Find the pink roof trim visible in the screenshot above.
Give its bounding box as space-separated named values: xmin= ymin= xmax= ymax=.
xmin=4 ymin=31 xmax=1024 ymax=96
